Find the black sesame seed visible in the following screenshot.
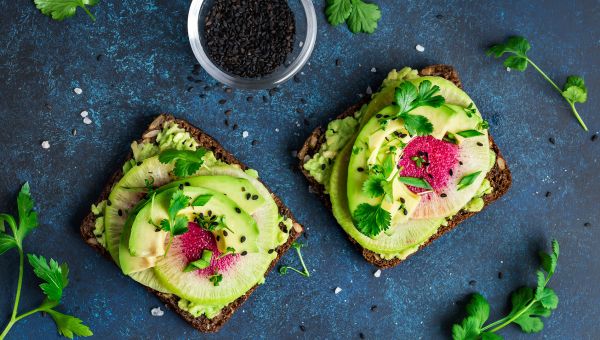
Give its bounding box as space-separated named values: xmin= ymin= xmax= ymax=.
xmin=137 ymin=161 xmax=142 ymax=166
xmin=241 ymin=186 xmax=246 ymax=192
xmin=584 ymin=222 xmax=591 ymax=227
xmin=549 ymin=137 xmax=555 ymax=144
xmin=459 ymin=161 xmax=463 ymax=165
xmin=435 ymin=14 xmax=444 ymax=19
xmin=441 ymin=193 xmax=447 ymax=198
xmin=251 ymin=140 xmax=259 ymax=146
xmin=225 ymin=109 xmax=232 ymax=116
xmin=240 ymin=236 xmax=246 ymax=243
xmin=252 ymin=195 xmax=258 ymax=200
xmin=400 ymin=197 xmax=405 ymax=204
xmin=268 ymin=249 xmax=274 ymax=254
xmin=118 ymin=209 xmax=123 ymax=216
xmin=293 ymin=75 xmax=301 ymax=83
xmin=498 ymin=272 xmax=503 ymax=279
xmin=299 ymin=325 xmax=306 ymax=332
xmin=235 ymin=207 xmax=241 ymax=213
xmin=469 ymin=280 xmax=476 ymax=286
xmin=321 ymin=164 xmax=326 ymax=170
xmin=232 ymin=124 xmax=238 ymax=130
xmin=335 ymin=59 xmax=341 ymax=66
xmin=247 ymin=96 xmax=253 ymax=102
xmin=592 ymin=134 xmax=598 ymax=142
xmin=241 ymin=251 xmax=247 ymax=256
xmin=359 ymin=333 xmax=365 ymax=339
xmin=216 ymin=235 xmax=220 ymax=241
xmin=208 ymin=210 xmax=212 ymax=216
xmin=477 ymin=142 xmax=483 ymax=147
xmin=223 ymin=230 xmax=228 ymax=237
xmin=545 ymin=191 xmax=551 ymax=197
xmin=218 ymin=99 xmax=227 ymax=105
xmin=107 ymin=200 xmax=112 ymax=206
xmin=179 ymin=184 xmax=184 ymax=190
xmin=449 ymin=169 xmax=453 ymax=176
xmin=357 ymin=167 xmax=364 ymax=172
xmin=96 ymin=54 xmax=103 ymax=61
xmin=246 ymin=193 xmax=251 ymax=200
xmin=224 ymin=119 xmax=229 ymax=126
xmin=370 ymin=305 xmax=377 ymax=311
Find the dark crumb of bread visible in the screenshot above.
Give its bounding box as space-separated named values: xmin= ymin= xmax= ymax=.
xmin=297 ymin=64 xmax=512 ymax=269
xmin=80 ymin=114 xmax=303 ymax=333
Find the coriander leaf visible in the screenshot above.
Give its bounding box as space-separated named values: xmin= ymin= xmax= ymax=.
xmin=457 ymin=171 xmax=482 ymax=190
xmin=503 ymin=55 xmax=528 ymax=71
xmin=159 ymin=219 xmax=171 ymax=232
xmin=539 ymin=251 xmax=557 ymax=275
xmin=480 ymin=332 xmax=503 ymax=340
xmin=34 ymin=0 xmax=99 ymax=22
xmin=535 ymin=270 xmax=545 ymax=300
xmin=346 ymin=0 xmax=381 ymax=34
xmin=325 ymin=0 xmax=353 ymax=26
xmin=0 ymin=232 xmax=17 ymax=255
xmin=452 ymin=316 xmax=482 ymax=340
xmin=192 ymin=194 xmax=212 ymax=207
xmin=46 ymin=309 xmax=93 ymax=339
xmin=16 ymin=182 xmax=39 ymax=243
xmin=399 ymin=113 xmax=434 ymax=136
xmin=487 ymin=36 xmax=530 ymax=71
xmin=508 ymin=287 xmax=549 ymax=334
xmin=466 ymin=293 xmax=490 ymax=328
xmin=538 ymin=287 xmax=558 ymax=310
xmin=172 ymin=215 xmax=190 ymax=236
xmin=27 ymin=254 xmax=69 ymax=301
xmin=168 ymin=190 xmax=190 ymax=222
xmin=362 ymin=174 xmax=386 ymax=198
xmin=352 ymin=203 xmax=390 ymax=237
xmin=552 ymin=239 xmax=560 ymax=257
xmin=416 ymin=80 xmax=446 ymax=108
xmin=395 ymin=82 xmax=418 ymax=113
xmin=397 ymin=176 xmax=432 ymax=190
xmin=456 ymin=130 xmax=484 ymax=138
xmin=159 ymin=149 xmax=208 ymax=177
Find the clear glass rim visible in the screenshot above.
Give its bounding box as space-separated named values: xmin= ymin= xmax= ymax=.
xmin=187 ymin=0 xmax=317 ymax=90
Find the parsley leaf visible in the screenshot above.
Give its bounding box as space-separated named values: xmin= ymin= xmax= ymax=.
xmin=457 ymin=171 xmax=482 ymax=190
xmin=34 ymin=0 xmax=99 ymax=22
xmin=46 ymin=309 xmax=93 ymax=339
xmin=399 ymin=112 xmax=434 ymax=136
xmin=325 ymin=0 xmax=352 ymax=26
xmin=451 ymin=240 xmax=560 ymax=339
xmin=27 ymin=254 xmax=69 ymax=302
xmin=16 ymin=182 xmax=39 ymax=244
xmin=159 ymin=148 xmax=208 ymax=177
xmin=352 ymin=203 xmax=390 ymax=237
xmin=160 ymin=190 xmax=191 ymax=255
xmin=325 ymin=0 xmax=381 ymax=34
xmin=487 ymin=36 xmax=588 ymax=131
xmin=347 ymin=0 xmax=381 ymax=34
xmin=362 ymin=174 xmax=386 ymax=198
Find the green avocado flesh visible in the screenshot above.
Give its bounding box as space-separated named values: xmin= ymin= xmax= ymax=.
xmin=323 ymin=68 xmax=495 ymax=260
xmin=94 ymin=121 xmax=287 ymax=318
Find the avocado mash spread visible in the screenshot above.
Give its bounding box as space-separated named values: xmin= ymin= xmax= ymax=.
xmin=305 ymin=67 xmax=497 ymax=260
xmin=91 ymin=120 xmax=286 ymax=319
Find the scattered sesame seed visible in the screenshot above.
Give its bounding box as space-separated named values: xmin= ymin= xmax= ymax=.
xmin=299 ymin=41 xmax=304 ymax=48
xmin=72 ymin=129 xmax=77 ymax=136
xmin=80 ymin=110 xmax=89 ymax=118
xmin=366 ymin=86 xmax=372 ymax=95
xmin=334 ymin=287 xmax=342 ymax=294
xmin=150 ymin=307 xmax=164 ymax=316
xmin=83 ymin=117 xmax=92 ymax=125
xmin=592 ymin=134 xmax=598 ymax=142
xmin=415 ymin=44 xmax=425 ymax=52
xmin=73 ymin=87 xmax=83 ymax=95
xmin=370 ymin=67 xmax=377 ymax=73
xmin=373 ymin=269 xmax=381 ymax=278
xmin=242 ymin=131 xmax=249 ymax=138
xmin=41 ymin=141 xmax=50 ymax=149
xmin=275 ymin=128 xmax=280 ymax=132
xmin=506 ymin=67 xmax=511 ymax=72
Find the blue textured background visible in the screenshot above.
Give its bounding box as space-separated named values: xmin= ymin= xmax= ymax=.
xmin=1 ymin=0 xmax=599 ymax=339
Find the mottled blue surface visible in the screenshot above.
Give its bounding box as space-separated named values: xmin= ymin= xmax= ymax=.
xmin=1 ymin=0 xmax=599 ymax=339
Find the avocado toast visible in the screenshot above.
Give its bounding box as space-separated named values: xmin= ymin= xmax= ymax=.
xmin=80 ymin=114 xmax=303 ymax=332
xmin=299 ymin=65 xmax=511 ymax=269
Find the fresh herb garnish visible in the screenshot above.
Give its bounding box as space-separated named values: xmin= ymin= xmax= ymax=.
xmin=456 ymin=130 xmax=484 ymax=138
xmin=279 ymin=241 xmax=310 ymax=278
xmin=411 ymin=155 xmax=426 ymax=168
xmin=463 ymin=103 xmax=477 ymax=118
xmin=397 ymin=176 xmax=433 ymax=190
xmin=452 ymin=240 xmax=560 ymax=340
xmin=209 ymin=271 xmax=223 ymax=286
xmin=487 ymin=36 xmax=588 ymax=131
xmin=325 ymin=0 xmax=381 ymax=34
xmin=0 ymin=183 xmax=92 ymax=339
xmin=457 ymin=171 xmax=482 ymax=190
xmin=192 ymin=194 xmax=212 ymax=207
xmin=159 ymin=190 xmax=191 ymax=256
xmin=34 ymin=0 xmax=99 ymax=22
xmin=362 ymin=174 xmax=389 ymax=199
xmin=183 ymin=249 xmax=213 ymax=272
xmin=443 ymin=132 xmax=459 ymax=144
xmin=352 ymin=203 xmax=391 ymax=237
xmin=144 ymin=177 xmax=156 ymax=196
xmin=218 ymin=246 xmax=236 ymax=259
xmin=158 ymin=148 xmax=208 ymax=177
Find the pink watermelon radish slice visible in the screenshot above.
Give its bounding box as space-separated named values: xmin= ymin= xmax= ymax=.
xmin=153 ymin=222 xmax=274 ymax=305
xmin=399 ymin=134 xmax=490 ymax=219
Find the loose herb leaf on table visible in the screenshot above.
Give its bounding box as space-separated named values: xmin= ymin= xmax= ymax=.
xmin=0 ymin=183 xmax=92 ymax=339
xmin=325 ymin=0 xmax=381 ymax=34
xmin=279 ymin=241 xmax=311 ymax=278
xmin=34 ymin=0 xmax=99 ymax=22
xmin=452 ymin=239 xmax=560 ymax=340
xmin=487 ymin=36 xmax=589 ymax=131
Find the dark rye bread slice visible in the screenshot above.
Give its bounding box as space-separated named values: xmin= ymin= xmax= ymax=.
xmin=298 ymin=65 xmax=511 ymax=269
xmin=80 ymin=114 xmax=303 ymax=333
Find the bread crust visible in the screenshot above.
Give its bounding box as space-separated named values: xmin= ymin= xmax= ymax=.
xmin=80 ymin=114 xmax=303 ymax=332
xmin=297 ymin=65 xmax=511 ymax=269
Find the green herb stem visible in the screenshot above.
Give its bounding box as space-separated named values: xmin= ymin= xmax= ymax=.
xmin=80 ymin=5 xmax=96 ymax=22
xmin=487 ymin=299 xmax=538 ymax=333
xmin=1 ymin=247 xmax=25 ymax=340
xmin=527 ymin=59 xmax=588 ymax=131
xmin=295 ymin=246 xmax=310 ymax=278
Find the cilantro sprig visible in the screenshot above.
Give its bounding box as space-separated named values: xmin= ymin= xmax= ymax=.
xmin=325 ymin=0 xmax=381 ymax=34
xmin=352 ymin=203 xmax=391 ymax=237
xmin=487 ymin=36 xmax=589 ymax=131
xmin=159 ymin=190 xmax=191 ymax=256
xmin=452 ymin=240 xmax=560 ymax=340
xmin=159 ymin=148 xmax=208 ymax=177
xmin=279 ymin=241 xmax=311 ymax=278
xmin=34 ymin=0 xmax=99 ymax=22
xmin=0 ymin=183 xmax=92 ymax=339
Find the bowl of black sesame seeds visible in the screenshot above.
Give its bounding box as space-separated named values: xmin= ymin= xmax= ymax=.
xmin=188 ymin=0 xmax=317 ymax=90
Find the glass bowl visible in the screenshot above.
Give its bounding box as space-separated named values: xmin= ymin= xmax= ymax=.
xmin=187 ymin=0 xmax=317 ymax=90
